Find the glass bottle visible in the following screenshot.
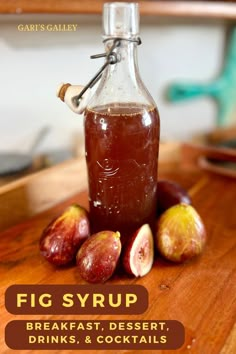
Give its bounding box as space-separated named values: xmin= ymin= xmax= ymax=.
xmin=84 ymin=2 xmax=160 ymax=240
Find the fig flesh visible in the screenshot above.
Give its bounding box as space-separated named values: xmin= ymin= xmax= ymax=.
xmin=39 ymin=204 xmax=90 ymax=266
xmin=157 ymin=179 xmax=191 ymax=215
xmin=123 ymin=224 xmax=154 ymax=277
xmin=156 ymin=203 xmax=206 ymax=263
xmin=76 ymin=230 xmax=121 ymax=283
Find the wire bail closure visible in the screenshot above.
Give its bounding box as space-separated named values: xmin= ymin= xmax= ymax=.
xmin=75 ymin=37 xmax=141 ymax=106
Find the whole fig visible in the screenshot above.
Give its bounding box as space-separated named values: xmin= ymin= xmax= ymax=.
xmin=76 ymin=230 xmax=121 ymax=283
xmin=156 ymin=203 xmax=206 ymax=263
xmin=39 ymin=204 xmax=90 ymax=266
xmin=157 ymin=179 xmax=191 ymax=215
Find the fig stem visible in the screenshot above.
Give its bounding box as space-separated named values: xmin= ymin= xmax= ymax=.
xmin=115 ymin=231 xmax=121 ymax=239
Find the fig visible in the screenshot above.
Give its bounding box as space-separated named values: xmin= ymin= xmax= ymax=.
xmin=157 ymin=179 xmax=191 ymax=215
xmin=76 ymin=230 xmax=121 ymax=283
xmin=122 ymin=224 xmax=154 ymax=277
xmin=39 ymin=204 xmax=90 ymax=266
xmin=156 ymin=203 xmax=206 ymax=263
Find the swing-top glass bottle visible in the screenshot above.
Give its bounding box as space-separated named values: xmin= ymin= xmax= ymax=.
xmin=84 ymin=2 xmax=160 ymax=240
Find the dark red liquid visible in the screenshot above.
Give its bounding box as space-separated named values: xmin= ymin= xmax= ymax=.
xmin=84 ymin=103 xmax=160 ymax=239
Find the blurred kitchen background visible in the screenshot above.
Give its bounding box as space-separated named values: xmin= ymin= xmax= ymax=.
xmin=0 ymin=1 xmax=235 ymax=181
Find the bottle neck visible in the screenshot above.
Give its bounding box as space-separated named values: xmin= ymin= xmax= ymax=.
xmin=87 ymin=38 xmax=156 ymax=110
xmin=103 ymin=39 xmax=139 ymax=85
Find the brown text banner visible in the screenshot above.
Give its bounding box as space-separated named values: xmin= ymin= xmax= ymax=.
xmin=5 ymin=320 xmax=185 ymax=350
xmin=5 ymin=284 xmax=148 ymax=314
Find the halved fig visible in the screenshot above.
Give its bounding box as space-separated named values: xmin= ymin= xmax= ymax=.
xmin=122 ymin=224 xmax=154 ymax=277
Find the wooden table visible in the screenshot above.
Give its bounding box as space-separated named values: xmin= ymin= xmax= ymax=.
xmin=0 ymin=155 xmax=235 ymax=354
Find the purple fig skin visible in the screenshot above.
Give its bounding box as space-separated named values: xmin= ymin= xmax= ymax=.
xmin=157 ymin=179 xmax=191 ymax=215
xmin=123 ymin=224 xmax=154 ymax=277
xmin=39 ymin=204 xmax=90 ymax=266
xmin=76 ymin=230 xmax=121 ymax=283
xmin=156 ymin=203 xmax=206 ymax=263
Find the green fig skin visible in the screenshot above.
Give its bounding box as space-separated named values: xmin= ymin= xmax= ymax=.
xmin=156 ymin=203 xmax=206 ymax=263
xmin=76 ymin=230 xmax=121 ymax=283
xmin=39 ymin=204 xmax=90 ymax=266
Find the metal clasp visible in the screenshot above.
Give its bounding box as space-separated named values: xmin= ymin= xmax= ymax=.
xmin=75 ymin=38 xmax=121 ymax=105
xmin=76 ymin=37 xmax=142 ymax=105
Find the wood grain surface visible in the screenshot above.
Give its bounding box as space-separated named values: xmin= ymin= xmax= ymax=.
xmin=0 ymin=158 xmax=87 ymax=232
xmin=0 ymin=158 xmax=236 ymax=354
xmin=0 ymin=0 xmax=236 ymax=19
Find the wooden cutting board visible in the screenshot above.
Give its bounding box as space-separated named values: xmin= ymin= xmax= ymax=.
xmin=0 ymin=156 xmax=235 ymax=354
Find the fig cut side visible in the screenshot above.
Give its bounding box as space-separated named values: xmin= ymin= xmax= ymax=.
xmin=123 ymin=224 xmax=154 ymax=277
